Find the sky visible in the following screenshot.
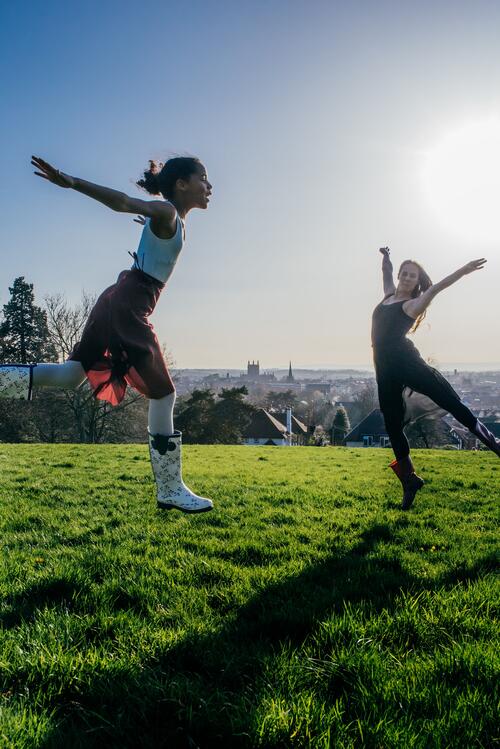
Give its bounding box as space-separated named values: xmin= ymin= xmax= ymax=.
xmin=1 ymin=0 xmax=499 ymax=370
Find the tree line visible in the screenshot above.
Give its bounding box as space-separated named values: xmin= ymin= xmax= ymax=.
xmin=0 ymin=278 xmax=258 ymax=444
xmin=1 ymin=277 xmax=440 ymax=447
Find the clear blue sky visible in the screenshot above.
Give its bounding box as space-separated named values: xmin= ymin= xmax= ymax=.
xmin=1 ymin=0 xmax=499 ymax=368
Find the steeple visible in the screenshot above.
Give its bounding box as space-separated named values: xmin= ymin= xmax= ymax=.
xmin=286 ymin=361 xmax=294 ymax=382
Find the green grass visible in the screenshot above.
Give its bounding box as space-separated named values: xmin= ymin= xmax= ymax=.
xmin=0 ymin=445 xmax=498 ymax=748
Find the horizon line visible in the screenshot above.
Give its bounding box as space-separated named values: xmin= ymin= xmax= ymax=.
xmin=173 ymin=362 xmax=500 ymax=372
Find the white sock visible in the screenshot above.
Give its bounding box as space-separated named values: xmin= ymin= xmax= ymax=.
xmin=32 ymin=361 xmax=87 ymax=389
xmin=148 ymin=391 xmax=176 ymax=436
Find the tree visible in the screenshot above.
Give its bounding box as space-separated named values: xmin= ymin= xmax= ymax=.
xmin=176 ymin=387 xmax=256 ymax=444
xmin=331 ymin=405 xmax=351 ymax=445
xmin=43 ymin=291 xmax=95 ymax=360
xmin=405 ymin=414 xmax=450 ymax=449
xmin=0 ymin=277 xmax=57 ymax=363
xmin=351 ymin=380 xmax=378 ymax=425
xmin=42 ymin=292 xmax=147 ymax=443
xmin=0 ymin=278 xmax=58 ymax=443
xmin=264 ymin=390 xmax=298 ymax=411
xmin=212 ymin=387 xmax=256 ymax=443
xmin=175 ymin=389 xmax=216 ymax=443
xmin=403 ymin=393 xmax=450 ymax=449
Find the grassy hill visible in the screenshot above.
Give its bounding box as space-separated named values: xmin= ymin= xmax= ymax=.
xmin=0 ymin=445 xmax=498 ymax=748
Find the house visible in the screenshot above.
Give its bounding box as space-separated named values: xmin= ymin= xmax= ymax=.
xmin=343 ymin=408 xmax=390 ymax=448
xmin=302 ymin=382 xmax=331 ymax=396
xmin=484 ymin=419 xmax=500 ymax=438
xmin=242 ymin=409 xmax=289 ymax=446
xmin=273 ymin=411 xmax=308 ymax=445
xmin=447 ymin=423 xmax=475 ymax=450
xmin=446 ymin=415 xmax=500 ymax=449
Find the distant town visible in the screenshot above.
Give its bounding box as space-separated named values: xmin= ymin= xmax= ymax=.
xmin=174 ymin=360 xmax=500 ymax=414
xmin=172 ymin=360 xmax=500 ymax=450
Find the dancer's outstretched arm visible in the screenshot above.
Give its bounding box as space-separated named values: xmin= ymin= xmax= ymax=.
xmin=404 ymin=258 xmax=487 ymax=318
xmin=31 ymin=156 xmax=175 ymax=227
xmin=379 ymin=247 xmax=396 ymax=296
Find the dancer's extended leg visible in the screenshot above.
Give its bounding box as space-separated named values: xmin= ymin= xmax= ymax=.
xmin=32 ymin=361 xmax=87 ymax=389
xmin=405 ymin=361 xmax=500 ymax=457
xmin=0 ymin=361 xmax=86 ymax=400
xmin=147 ymin=392 xmax=213 ymax=513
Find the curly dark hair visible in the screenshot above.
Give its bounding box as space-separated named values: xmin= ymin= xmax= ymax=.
xmin=136 ymin=156 xmax=202 ymax=200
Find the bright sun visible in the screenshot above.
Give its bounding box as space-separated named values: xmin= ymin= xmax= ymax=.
xmin=421 ymin=117 xmax=500 ymax=243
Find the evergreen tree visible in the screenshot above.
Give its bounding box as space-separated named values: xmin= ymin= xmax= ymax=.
xmin=0 ymin=277 xmax=57 ymax=363
xmin=175 ymin=389 xmax=217 ymax=443
xmin=331 ymin=405 xmax=351 ymax=445
xmin=212 ymin=387 xmax=256 ymax=443
xmin=264 ymin=390 xmax=298 ymax=411
xmin=176 ymin=387 xmax=256 ymax=444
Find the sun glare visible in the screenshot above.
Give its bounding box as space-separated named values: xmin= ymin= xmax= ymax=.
xmin=421 ymin=117 xmax=500 ymax=243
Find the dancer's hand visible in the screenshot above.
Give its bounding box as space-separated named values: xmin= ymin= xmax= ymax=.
xmin=408 ymin=257 xmax=489 ymax=316
xmin=133 ymin=215 xmax=146 ymax=225
xmin=31 ymin=156 xmax=74 ymax=188
xmin=461 ymin=258 xmax=487 ymax=275
xmin=380 ymin=246 xmax=393 ymax=272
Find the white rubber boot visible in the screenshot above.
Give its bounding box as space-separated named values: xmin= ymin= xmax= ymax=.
xmin=0 ymin=364 xmax=36 ymax=400
xmin=148 ymin=430 xmax=213 ymax=513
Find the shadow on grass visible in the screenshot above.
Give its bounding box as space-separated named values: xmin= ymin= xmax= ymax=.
xmin=0 ymin=577 xmax=84 ymax=629
xmin=4 ymin=522 xmax=496 ymax=749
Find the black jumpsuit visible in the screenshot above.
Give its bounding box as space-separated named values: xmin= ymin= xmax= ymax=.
xmin=371 ymin=296 xmax=477 ymax=460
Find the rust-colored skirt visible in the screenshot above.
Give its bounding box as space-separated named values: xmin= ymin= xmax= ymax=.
xmin=68 ymin=268 xmax=174 ymax=406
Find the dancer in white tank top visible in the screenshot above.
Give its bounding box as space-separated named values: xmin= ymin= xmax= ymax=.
xmin=0 ymin=155 xmax=214 ymax=514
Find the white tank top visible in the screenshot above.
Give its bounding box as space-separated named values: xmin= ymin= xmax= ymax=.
xmin=131 ymin=214 xmax=185 ymax=283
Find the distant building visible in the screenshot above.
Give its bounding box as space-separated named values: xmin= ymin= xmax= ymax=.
xmin=241 ymin=360 xmax=276 ymax=383
xmin=273 ymin=411 xmax=308 ymax=445
xmin=487 ymin=420 xmax=500 ymax=438
xmin=286 ymin=361 xmax=295 ymax=383
xmin=447 ymin=423 xmax=475 ymax=450
xmin=242 ymin=409 xmax=288 ymax=446
xmin=247 ymin=360 xmax=260 ymax=378
xmin=302 ymin=382 xmax=331 ymax=396
xmin=344 ymin=409 xmax=390 ymax=448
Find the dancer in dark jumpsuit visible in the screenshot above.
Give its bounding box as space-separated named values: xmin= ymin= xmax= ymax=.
xmin=372 ymin=248 xmax=500 ymax=509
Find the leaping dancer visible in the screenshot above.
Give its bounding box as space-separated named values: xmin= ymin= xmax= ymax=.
xmin=0 ymin=155 xmax=214 ymax=513
xmin=372 ymin=248 xmax=499 ymax=509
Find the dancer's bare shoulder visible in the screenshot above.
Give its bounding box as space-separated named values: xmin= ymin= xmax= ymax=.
xmin=126 ymin=199 xmax=177 ymax=238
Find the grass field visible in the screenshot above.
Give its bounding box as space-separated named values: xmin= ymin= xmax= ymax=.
xmin=0 ymin=444 xmax=498 ymax=748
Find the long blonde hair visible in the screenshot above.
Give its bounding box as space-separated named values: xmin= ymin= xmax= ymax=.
xmin=398 ymin=260 xmax=432 ymax=333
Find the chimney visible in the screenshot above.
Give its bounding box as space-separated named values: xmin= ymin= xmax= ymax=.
xmin=286 ymin=407 xmax=292 ymax=446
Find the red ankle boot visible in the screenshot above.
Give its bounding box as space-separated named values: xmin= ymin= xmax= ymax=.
xmin=390 ymin=456 xmax=424 ymax=510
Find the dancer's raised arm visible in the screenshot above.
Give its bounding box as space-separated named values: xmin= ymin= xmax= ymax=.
xmin=404 ymin=259 xmax=487 ymax=319
xmin=379 ymin=247 xmax=396 ymax=296
xmin=31 ymin=156 xmax=175 ymax=225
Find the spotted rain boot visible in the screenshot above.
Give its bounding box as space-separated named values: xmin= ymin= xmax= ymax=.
xmin=148 ymin=430 xmax=213 ymax=513
xmin=0 ymin=364 xmax=36 ymax=400
xmin=389 ymin=455 xmax=425 ymax=510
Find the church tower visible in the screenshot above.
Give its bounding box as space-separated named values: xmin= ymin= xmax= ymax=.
xmin=248 ymin=360 xmax=260 ymax=378
xmin=286 ymin=361 xmax=294 ymax=383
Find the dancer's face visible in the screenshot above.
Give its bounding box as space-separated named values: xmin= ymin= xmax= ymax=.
xmin=398 ymin=262 xmax=420 ymax=294
xmin=179 ymin=163 xmax=212 ymax=209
